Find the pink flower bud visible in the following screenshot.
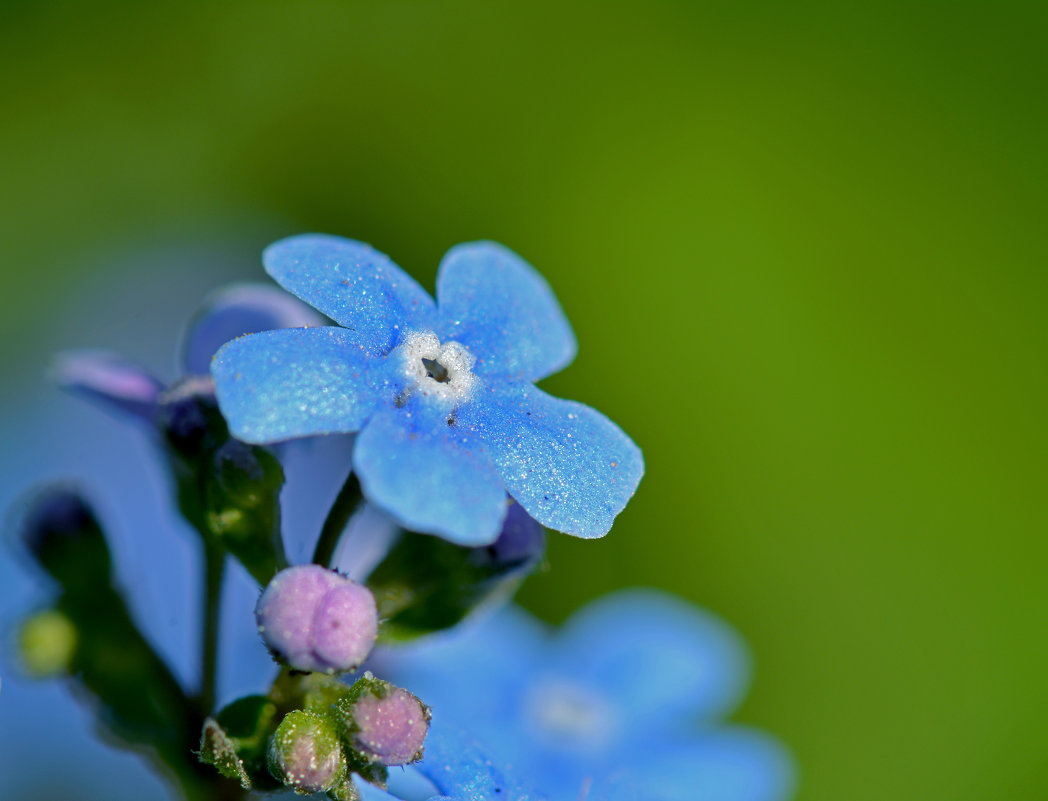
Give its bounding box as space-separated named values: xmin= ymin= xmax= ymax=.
xmin=339 ymin=673 xmax=431 ymax=766
xmin=256 ymin=565 xmax=378 ymax=674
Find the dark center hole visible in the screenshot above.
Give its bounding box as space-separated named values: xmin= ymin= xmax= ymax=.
xmin=421 ymin=357 xmax=450 ymax=383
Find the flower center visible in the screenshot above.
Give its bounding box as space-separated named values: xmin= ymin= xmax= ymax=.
xmin=524 ymin=677 xmax=617 ymax=754
xmin=395 ymin=330 xmax=477 ymax=408
xmin=420 ymin=357 xmax=449 ymax=383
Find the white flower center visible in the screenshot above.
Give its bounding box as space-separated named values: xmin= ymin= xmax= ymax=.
xmin=395 ymin=330 xmax=477 ymax=408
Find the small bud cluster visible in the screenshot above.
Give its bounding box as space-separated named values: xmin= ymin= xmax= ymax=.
xmin=258 ymin=673 xmax=429 ymax=798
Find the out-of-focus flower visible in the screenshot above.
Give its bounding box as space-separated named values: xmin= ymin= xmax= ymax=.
xmin=211 ymin=234 xmax=643 ymax=546
xmin=373 ymin=589 xmax=795 ymax=801
xmin=256 ymin=565 xmax=378 ymax=674
xmin=53 ymin=283 xmax=323 ymax=424
xmin=357 ymin=720 xmax=549 ymax=801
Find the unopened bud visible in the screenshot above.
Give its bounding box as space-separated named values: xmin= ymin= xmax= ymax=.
xmin=338 ymin=673 xmax=430 ymax=766
xmin=484 ymin=502 xmax=545 ymax=566
xmin=268 ymin=709 xmax=345 ymax=794
xmin=20 ymin=488 xmax=110 ymax=586
xmin=256 ymin=565 xmax=378 ymax=674
xmin=19 ymin=609 xmax=77 ymax=677
xmin=52 ymin=349 xmax=163 ymax=422
xmin=157 ymin=376 xmax=221 ymax=454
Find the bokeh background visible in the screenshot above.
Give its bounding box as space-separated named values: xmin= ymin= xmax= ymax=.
xmin=2 ymin=1 xmax=1046 ymax=800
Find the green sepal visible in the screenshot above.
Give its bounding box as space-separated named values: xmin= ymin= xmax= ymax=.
xmin=160 ymin=382 xmax=286 ymax=585
xmin=197 ymin=695 xmax=282 ymax=790
xmin=327 ymin=777 xmax=362 ymax=801
xmin=199 ymin=718 xmax=252 ymax=789
xmin=366 ymin=529 xmax=545 ymax=641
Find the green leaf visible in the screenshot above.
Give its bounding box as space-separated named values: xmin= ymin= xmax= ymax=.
xmin=366 ymin=528 xmax=545 ymax=641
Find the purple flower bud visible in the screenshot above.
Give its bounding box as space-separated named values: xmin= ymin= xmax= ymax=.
xmin=484 ymin=501 xmax=546 ymax=566
xmin=52 ymin=349 xmax=164 ymax=422
xmin=181 ymin=283 xmax=325 ymax=376
xmin=339 ymin=673 xmax=430 ymax=766
xmin=256 ymin=565 xmax=378 ymax=674
xmin=267 ymin=709 xmax=345 ymax=793
xmin=156 ymin=376 xmax=219 ymax=452
xmin=19 ymin=487 xmax=110 ymax=586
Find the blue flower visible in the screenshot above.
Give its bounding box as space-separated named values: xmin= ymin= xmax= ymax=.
xmin=372 ymin=589 xmax=796 ymax=801
xmin=358 ymin=720 xmax=549 ymax=801
xmin=210 ymin=235 xmax=644 ymax=546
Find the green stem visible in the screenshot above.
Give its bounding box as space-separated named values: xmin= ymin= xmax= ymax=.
xmin=313 ymin=470 xmax=363 ymax=568
xmin=200 ymin=540 xmax=225 ymax=716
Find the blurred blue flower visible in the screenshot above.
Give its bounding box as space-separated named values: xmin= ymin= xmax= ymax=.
xmin=358 ymin=720 xmax=548 ymax=801
xmin=211 ymin=234 xmax=643 ymax=546
xmin=373 ymin=589 xmax=795 ymax=801
xmin=53 ymin=283 xmax=323 ymax=423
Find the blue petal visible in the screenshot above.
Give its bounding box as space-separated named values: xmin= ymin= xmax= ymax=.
xmin=180 ymin=283 xmax=325 ymax=375
xmin=416 ymin=721 xmax=550 ymax=801
xmin=468 ymin=384 xmax=643 ymax=538
xmin=264 ymin=234 xmax=436 ymax=355
xmin=211 ymin=327 xmax=382 ymax=443
xmin=52 ymin=350 xmax=164 ymax=422
xmin=352 ymin=402 xmax=508 ymax=545
xmin=435 ymin=242 xmax=576 ymax=381
xmin=593 ymin=728 xmax=796 ymax=801
xmin=550 ymin=589 xmax=750 ymax=729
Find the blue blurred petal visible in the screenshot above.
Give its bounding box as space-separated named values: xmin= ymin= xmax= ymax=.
xmin=264 ymin=234 xmax=436 ymax=355
xmin=436 ymin=242 xmax=576 ymax=381
xmin=52 ymin=350 xmax=164 ymax=422
xmin=593 ymin=728 xmax=796 ymax=801
xmin=372 ymin=604 xmax=547 ymax=735
xmin=550 ymin=589 xmax=750 ymax=728
xmin=180 ymin=282 xmax=325 ymax=374
xmin=417 ymin=722 xmax=549 ymax=801
xmin=471 ymin=384 xmax=643 ymax=538
xmin=211 ymin=326 xmax=381 ymax=443
xmin=353 ymin=403 xmax=508 ymax=545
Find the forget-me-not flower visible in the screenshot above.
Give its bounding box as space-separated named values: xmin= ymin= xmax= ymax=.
xmin=372 ymin=589 xmax=796 ymax=801
xmin=357 ymin=720 xmax=548 ymax=801
xmin=210 ymin=235 xmax=644 ymax=546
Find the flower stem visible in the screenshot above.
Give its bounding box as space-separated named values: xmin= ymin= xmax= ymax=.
xmin=200 ymin=540 xmax=225 ymax=716
xmin=313 ymin=470 xmax=362 ymax=568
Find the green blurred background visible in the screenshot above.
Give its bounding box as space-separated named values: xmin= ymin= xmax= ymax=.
xmin=2 ymin=1 xmax=1046 ymax=799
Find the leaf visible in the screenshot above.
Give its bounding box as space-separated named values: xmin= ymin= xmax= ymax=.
xmin=366 ymin=523 xmax=545 ymax=641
